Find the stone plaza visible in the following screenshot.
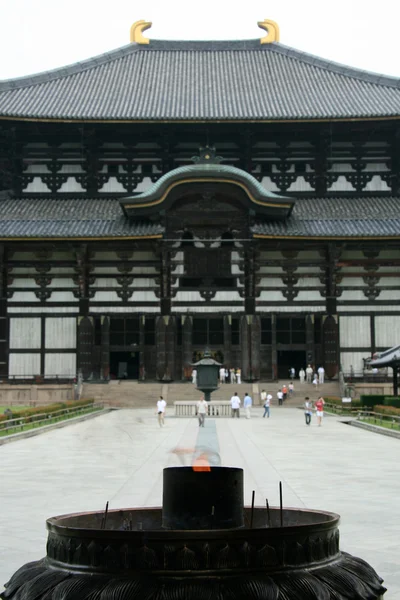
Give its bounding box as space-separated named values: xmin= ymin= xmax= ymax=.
xmin=1 ymin=407 xmax=399 ymax=598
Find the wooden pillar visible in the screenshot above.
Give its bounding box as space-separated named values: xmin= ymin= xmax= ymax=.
xmin=0 ymin=245 xmax=8 ymax=378
xmin=271 ymin=313 xmax=277 ymax=380
xmin=322 ymin=314 xmax=339 ymax=380
xmin=370 ymin=314 xmax=376 ymax=356
xmin=182 ymin=316 xmax=193 ymax=380
xmin=393 ymin=366 xmax=398 ymax=397
xmin=306 ymin=314 xmax=314 ymax=368
xmin=75 ymin=245 xmax=93 ymax=379
xmin=160 ymin=247 xmax=171 ymax=316
xmin=223 ymin=316 xmax=231 ymax=367
xmin=139 ymin=315 xmax=146 ymax=380
xmin=240 ymin=315 xmax=261 ymax=381
xmin=101 ymin=316 xmax=110 ymax=380
xmin=77 ymin=316 xmax=94 ymax=380
xmin=155 ymin=315 xmax=176 ymax=381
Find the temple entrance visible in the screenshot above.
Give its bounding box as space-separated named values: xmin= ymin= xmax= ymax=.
xmin=277 ymin=350 xmax=306 ymax=380
xmin=110 ymin=351 xmax=140 ymax=380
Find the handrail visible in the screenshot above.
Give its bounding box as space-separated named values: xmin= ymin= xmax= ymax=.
xmin=0 ymin=402 xmax=103 ymax=435
xmin=357 ymin=410 xmax=400 ymax=425
xmin=174 ymin=400 xmax=232 ymax=417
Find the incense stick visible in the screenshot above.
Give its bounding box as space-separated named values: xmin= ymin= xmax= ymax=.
xmin=279 ymin=482 xmax=283 ymax=527
xmin=250 ymin=490 xmax=255 ymax=528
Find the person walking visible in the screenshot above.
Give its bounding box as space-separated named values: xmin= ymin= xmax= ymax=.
xmin=289 ymin=381 xmax=294 ymax=397
xmin=230 ymin=368 xmax=236 ymax=384
xmin=243 ymin=392 xmax=252 ymax=419
xmin=306 ymin=364 xmax=313 ymax=383
xmin=282 ymin=384 xmax=288 ymax=402
xmin=289 ymin=367 xmax=296 ymax=379
xmin=315 ymin=396 xmax=325 ymax=426
xmin=225 ymin=368 xmax=230 ymax=384
xmin=191 ymin=368 xmax=197 ymax=385
xmin=263 ymin=393 xmax=272 ymax=418
xmin=260 ymin=389 xmax=267 ymax=407
xmin=236 ymin=368 xmax=241 ymax=384
xmin=197 ymin=396 xmax=208 ymax=427
xmin=318 ymin=366 xmax=325 ymax=384
xmin=219 ymin=366 xmax=225 ymax=384
xmin=299 ymin=367 xmax=305 ymax=383
xmin=304 ymin=396 xmax=312 ymax=425
xmin=156 ymin=395 xmax=166 ymax=427
xmin=312 ymin=374 xmax=319 ymax=390
xmin=277 ymin=389 xmax=283 ymax=406
xmin=230 ymin=392 xmax=241 ymax=418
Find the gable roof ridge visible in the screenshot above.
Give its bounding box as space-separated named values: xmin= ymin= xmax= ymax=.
xmin=1 ymin=37 xmax=399 ymax=94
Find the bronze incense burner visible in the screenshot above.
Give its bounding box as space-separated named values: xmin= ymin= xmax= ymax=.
xmin=1 ymin=467 xmax=385 ymax=599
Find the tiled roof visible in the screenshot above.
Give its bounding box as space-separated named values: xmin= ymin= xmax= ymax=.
xmin=0 ymin=196 xmax=399 ymax=239
xmin=252 ymin=197 xmax=400 ymax=237
xmin=0 ymin=39 xmax=399 ymax=121
xmin=0 ymin=198 xmax=163 ymax=238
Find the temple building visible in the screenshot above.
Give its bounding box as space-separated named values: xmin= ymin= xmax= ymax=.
xmin=0 ymin=19 xmax=399 ymax=383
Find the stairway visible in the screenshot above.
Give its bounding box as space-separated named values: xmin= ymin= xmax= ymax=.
xmin=82 ymin=379 xmax=341 ymax=409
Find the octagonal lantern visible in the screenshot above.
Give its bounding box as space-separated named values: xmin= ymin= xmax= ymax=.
xmin=192 ymin=347 xmax=221 ymax=401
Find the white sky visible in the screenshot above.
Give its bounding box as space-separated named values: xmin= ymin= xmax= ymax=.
xmin=0 ymin=0 xmax=399 ymax=79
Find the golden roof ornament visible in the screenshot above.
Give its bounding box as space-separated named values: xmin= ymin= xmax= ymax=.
xmin=258 ymin=19 xmax=280 ymax=44
xmin=130 ymin=20 xmax=152 ymax=44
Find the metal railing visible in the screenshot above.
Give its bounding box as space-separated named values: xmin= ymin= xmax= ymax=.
xmin=0 ymin=402 xmax=104 ymax=436
xmin=357 ymin=410 xmax=400 ymax=431
xmin=174 ymin=401 xmax=232 ymax=417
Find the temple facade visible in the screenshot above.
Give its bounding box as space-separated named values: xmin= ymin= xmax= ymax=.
xmin=0 ymin=20 xmax=399 ymax=382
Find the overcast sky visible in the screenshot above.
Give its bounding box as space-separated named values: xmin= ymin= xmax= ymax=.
xmin=0 ymin=0 xmax=398 ymax=79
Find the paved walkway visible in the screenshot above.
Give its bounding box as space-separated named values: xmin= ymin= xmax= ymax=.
xmin=1 ymin=407 xmax=399 ymax=598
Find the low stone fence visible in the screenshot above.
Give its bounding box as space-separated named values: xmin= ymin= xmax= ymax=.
xmin=0 ymin=384 xmax=75 ymax=405
xmin=174 ymin=401 xmax=231 ymax=417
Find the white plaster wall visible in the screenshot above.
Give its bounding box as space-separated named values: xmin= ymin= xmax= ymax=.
xmin=9 ymin=353 xmax=40 ymax=377
xmin=286 ymin=176 xmax=314 ymax=192
xmin=10 ymin=318 xmax=41 ymax=349
xmin=363 ymin=176 xmax=391 ymax=192
xmin=257 ymin=305 xmax=324 ymax=313
xmin=338 ymin=305 xmax=400 ymax=313
xmin=296 ymin=277 xmax=321 ymax=288
xmin=340 ymin=352 xmax=369 ymax=374
xmin=90 ymin=306 xmax=160 ymax=313
xmin=8 ymin=307 xmax=77 ymax=314
xmin=212 ymin=291 xmax=242 ymax=302
xmin=375 ymin=316 xmax=400 ymax=348
xmin=328 ymin=176 xmax=356 ymax=192
xmin=9 ymin=278 xmax=39 ymax=288
xmin=339 ymin=290 xmax=367 ymax=301
xmin=50 ymin=278 xmax=76 ymax=288
xmin=174 ymin=305 xmax=243 ymax=313
xmin=259 ymin=277 xmax=284 ymax=288
xmin=173 ymin=291 xmax=203 ymax=302
xmin=378 ymin=290 xmax=400 ymax=301
xmin=58 ymin=179 xmax=85 ymax=192
xmin=92 ymin=277 xmax=118 ymax=289
xmin=10 ymin=292 xmax=39 ymax=302
xmin=45 ymin=354 xmax=76 ymax=378
xmin=131 ymin=291 xmax=158 ymax=302
xmin=261 ymin=177 xmax=280 ymax=192
xmin=338 ymin=277 xmax=364 ymax=287
xmin=98 ymin=177 xmax=126 ymax=193
xmin=23 ymin=178 xmax=51 ymax=193
xmin=259 ymin=266 xmax=284 ymax=274
xmin=48 ymin=292 xmax=77 ymax=302
xmin=295 ymin=291 xmax=323 ymax=301
xmin=45 ymin=318 xmax=76 ymax=349
xmin=258 ymin=291 xmax=285 ymax=301
xmin=92 ymin=291 xmax=121 ymax=302
xmin=339 ymin=316 xmax=371 ymax=348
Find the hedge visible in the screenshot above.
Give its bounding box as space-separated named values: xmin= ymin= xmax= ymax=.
xmin=374 ymin=405 xmax=400 ymax=417
xmin=0 ymin=398 xmax=95 ymax=423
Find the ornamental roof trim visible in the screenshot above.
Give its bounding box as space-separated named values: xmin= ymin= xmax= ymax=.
xmin=120 ymin=163 xmax=294 ymax=219
xmin=0 ymin=39 xmax=399 ymax=121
